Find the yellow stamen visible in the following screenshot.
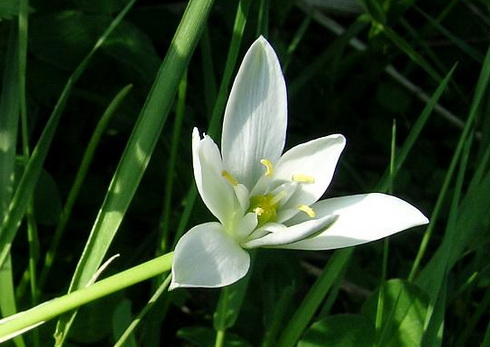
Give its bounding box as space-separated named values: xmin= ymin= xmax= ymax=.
xmin=292 ymin=173 xmax=315 ymax=183
xmin=222 ymin=170 xmax=238 ymax=186
xmin=298 ymin=204 xmax=316 ymax=218
xmin=254 ymin=207 xmax=265 ymax=215
xmin=260 ymin=159 xmax=274 ymax=176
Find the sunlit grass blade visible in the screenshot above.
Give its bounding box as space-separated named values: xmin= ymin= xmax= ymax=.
xmin=0 ymin=253 xmax=173 ymax=344
xmin=0 ymin=20 xmax=26 ymax=347
xmin=144 ymin=73 xmax=187 ymax=344
xmin=17 ymin=6 xmax=41 ymax=345
xmin=113 ymin=275 xmax=171 ymax=346
xmin=0 ymin=0 xmax=137 ymax=270
xmin=38 ymin=84 xmax=133 ymax=290
xmin=53 ymin=0 xmax=216 ymax=344
xmin=0 ymin=26 xmax=19 ymax=220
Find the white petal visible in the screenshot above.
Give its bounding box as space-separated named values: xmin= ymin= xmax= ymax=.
xmin=222 ymin=36 xmax=287 ymax=189
xmin=233 ymin=183 xmax=251 ymax=215
xmin=243 ymin=214 xmax=337 ymax=248
xmin=281 ymin=193 xmax=429 ymax=250
xmin=170 ymin=222 xmax=251 ymax=289
xmin=233 ymin=212 xmax=258 ymax=241
xmin=192 ymin=129 xmax=236 ymax=225
xmin=274 ymin=134 xmax=346 ymax=210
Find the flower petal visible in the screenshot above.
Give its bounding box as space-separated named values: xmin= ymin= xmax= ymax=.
xmin=222 ymin=36 xmax=287 ymax=189
xmin=243 ymin=214 xmax=337 ymax=248
xmin=273 ymin=134 xmax=346 ymax=210
xmin=233 ymin=212 xmax=258 ymax=241
xmin=281 ymin=193 xmax=429 ymax=250
xmin=170 ymin=222 xmax=251 ymax=289
xmin=192 ymin=128 xmax=236 ymax=225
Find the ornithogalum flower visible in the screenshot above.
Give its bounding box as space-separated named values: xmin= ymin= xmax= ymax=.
xmin=170 ymin=36 xmax=429 ymax=290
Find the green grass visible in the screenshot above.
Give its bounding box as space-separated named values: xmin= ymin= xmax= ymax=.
xmin=1 ymin=0 xmax=489 ymax=346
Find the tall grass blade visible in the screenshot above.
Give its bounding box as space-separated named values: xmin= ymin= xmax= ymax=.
xmin=276 ymin=248 xmax=353 ymax=347
xmin=0 ymin=25 xmax=20 ymax=319
xmin=0 ymin=0 xmax=137 ymax=270
xmin=53 ymin=0 xmax=215 ymax=343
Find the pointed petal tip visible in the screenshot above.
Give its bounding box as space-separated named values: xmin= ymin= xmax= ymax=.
xmin=280 ymin=193 xmax=429 ymax=250
xmin=253 ymin=35 xmax=272 ymax=50
xmin=221 ymin=33 xmax=287 ymax=188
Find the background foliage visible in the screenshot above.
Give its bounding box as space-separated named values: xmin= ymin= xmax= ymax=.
xmin=1 ymin=0 xmax=489 ymax=346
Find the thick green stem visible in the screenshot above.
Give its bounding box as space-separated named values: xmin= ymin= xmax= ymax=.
xmin=0 ymin=253 xmax=173 ymax=343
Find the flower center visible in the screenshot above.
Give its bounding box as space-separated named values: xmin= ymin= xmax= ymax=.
xmin=221 ymin=159 xmax=318 ymax=229
xmin=248 ymin=192 xmax=286 ymax=227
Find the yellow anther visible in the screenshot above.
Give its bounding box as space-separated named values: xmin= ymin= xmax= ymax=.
xmin=292 ymin=173 xmax=315 ymax=183
xmin=260 ymin=159 xmax=274 ymax=176
xmin=298 ymin=204 xmax=316 ymax=218
xmin=222 ymin=170 xmax=238 ymax=186
xmin=254 ymin=207 xmax=265 ymax=215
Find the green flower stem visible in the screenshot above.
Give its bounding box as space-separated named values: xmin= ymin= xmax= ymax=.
xmin=0 ymin=252 xmax=173 ymax=344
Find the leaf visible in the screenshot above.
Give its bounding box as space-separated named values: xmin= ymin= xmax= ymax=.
xmin=298 ymin=314 xmax=374 ymax=347
xmin=213 ymin=274 xmax=250 ymax=331
xmin=362 ymin=279 xmax=429 ymax=347
xmin=69 ymin=293 xmax=123 ymax=343
xmin=112 ymin=299 xmax=137 ymax=347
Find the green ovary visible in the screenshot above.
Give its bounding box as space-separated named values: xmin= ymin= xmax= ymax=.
xmin=248 ymin=194 xmax=279 ymax=227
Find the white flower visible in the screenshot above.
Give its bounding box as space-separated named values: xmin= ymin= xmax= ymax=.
xmin=170 ymin=36 xmax=429 ymax=290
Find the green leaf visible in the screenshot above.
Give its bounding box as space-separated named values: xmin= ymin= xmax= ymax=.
xmin=0 ymin=0 xmax=20 ymax=21
xmin=69 ymin=294 xmax=123 ymax=344
xmin=298 ymin=314 xmax=374 ymax=347
xmin=214 ymin=274 xmax=250 ymax=331
xmin=112 ymin=299 xmax=137 ymax=347
xmin=362 ymin=279 xmax=429 ymax=347
xmin=276 ymin=249 xmax=353 ymax=347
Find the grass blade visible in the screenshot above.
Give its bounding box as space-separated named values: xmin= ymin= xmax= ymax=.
xmin=276 ymin=248 xmax=353 ymax=347
xmin=0 ymin=0 xmax=138 ymax=270
xmin=53 ymin=0 xmax=216 ymax=343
